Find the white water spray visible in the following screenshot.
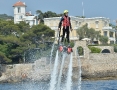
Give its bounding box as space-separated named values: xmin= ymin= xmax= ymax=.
xmin=49 ymin=43 xmax=55 ymax=72
xmin=49 ymin=50 xmax=59 ymax=90
xmin=77 ymin=49 xmax=82 ymax=90
xmin=65 ymin=53 xmax=73 ymax=90
xmin=57 ymin=53 xmax=66 ymax=90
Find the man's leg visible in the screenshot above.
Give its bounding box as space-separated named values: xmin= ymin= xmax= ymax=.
xmin=61 ymin=28 xmax=65 ymax=42
xmin=66 ymin=27 xmax=70 ymax=43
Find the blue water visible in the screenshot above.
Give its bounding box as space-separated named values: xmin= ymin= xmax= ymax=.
xmin=0 ymin=80 xmax=117 ymax=90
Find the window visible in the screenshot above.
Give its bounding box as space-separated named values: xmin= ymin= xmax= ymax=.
xmin=110 ymin=41 xmax=114 ymax=44
xmin=79 ymin=22 xmax=81 ymax=26
xmin=19 ymin=16 xmax=22 ymax=19
xmin=95 ymin=21 xmax=99 ymax=28
xmin=109 ymin=32 xmax=113 ymax=37
xmin=104 ymin=31 xmax=107 ymax=36
xmin=104 ymin=21 xmax=107 ymax=27
xmin=18 ymin=7 xmax=21 ymax=13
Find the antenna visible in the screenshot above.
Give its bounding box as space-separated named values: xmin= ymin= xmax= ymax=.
xmin=82 ymin=0 xmax=84 ymax=17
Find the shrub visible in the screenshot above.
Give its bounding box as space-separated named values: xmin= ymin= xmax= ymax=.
xmin=113 ymin=45 xmax=117 ymax=52
xmin=77 ymin=46 xmax=84 ymax=55
xmin=88 ymin=46 xmax=101 ymax=53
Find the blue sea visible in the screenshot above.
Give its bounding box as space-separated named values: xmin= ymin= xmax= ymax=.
xmin=0 ymin=80 xmax=117 ymax=90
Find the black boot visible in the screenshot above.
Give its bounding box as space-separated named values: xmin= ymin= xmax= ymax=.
xmin=67 ymin=39 xmax=70 ymax=43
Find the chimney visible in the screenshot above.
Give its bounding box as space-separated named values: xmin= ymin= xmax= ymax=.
xmin=29 ymin=11 xmax=31 ymax=15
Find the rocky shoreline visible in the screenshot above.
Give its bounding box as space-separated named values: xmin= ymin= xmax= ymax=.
xmin=0 ymin=65 xmax=117 ymax=83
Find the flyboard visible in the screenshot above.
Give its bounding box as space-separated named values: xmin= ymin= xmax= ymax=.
xmin=57 ymin=29 xmax=73 ymax=54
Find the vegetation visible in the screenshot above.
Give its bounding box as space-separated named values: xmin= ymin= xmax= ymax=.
xmin=0 ymin=14 xmax=13 ymax=20
xmin=77 ymin=24 xmax=100 ymax=42
xmin=0 ymin=19 xmax=54 ymax=64
xmin=36 ymin=10 xmax=63 ymax=23
xmin=88 ymin=46 xmax=101 ymax=53
xmin=109 ymin=23 xmax=117 ymax=30
xmin=99 ymin=36 xmax=108 ymax=45
xmin=113 ymin=45 xmax=117 ymax=53
xmin=77 ymin=46 xmax=84 ymax=55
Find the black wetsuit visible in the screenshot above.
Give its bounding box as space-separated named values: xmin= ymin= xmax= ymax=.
xmin=58 ymin=15 xmax=72 ymax=43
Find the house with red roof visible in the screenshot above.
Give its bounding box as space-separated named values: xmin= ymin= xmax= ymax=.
xmin=13 ymin=1 xmax=39 ymax=27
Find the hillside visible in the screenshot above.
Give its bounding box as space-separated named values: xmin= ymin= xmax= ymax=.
xmin=0 ymin=14 xmax=13 ymax=20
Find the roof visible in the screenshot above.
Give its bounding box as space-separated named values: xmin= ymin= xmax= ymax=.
xmin=13 ymin=1 xmax=26 ymax=7
xmin=25 ymin=12 xmax=32 ymax=16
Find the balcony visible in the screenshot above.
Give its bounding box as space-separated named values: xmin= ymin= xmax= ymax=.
xmin=103 ymin=27 xmax=116 ymax=32
xmin=109 ymin=37 xmax=115 ymax=41
xmin=103 ymin=27 xmax=112 ymax=30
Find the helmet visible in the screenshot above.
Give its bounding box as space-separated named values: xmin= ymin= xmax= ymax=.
xmin=64 ymin=10 xmax=69 ymax=14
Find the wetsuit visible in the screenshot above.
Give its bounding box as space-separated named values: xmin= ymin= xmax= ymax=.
xmin=58 ymin=15 xmax=72 ymax=43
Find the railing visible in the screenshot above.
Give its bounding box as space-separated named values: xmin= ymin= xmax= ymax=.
xmin=103 ymin=27 xmax=112 ymax=30
xmin=109 ymin=37 xmax=115 ymax=41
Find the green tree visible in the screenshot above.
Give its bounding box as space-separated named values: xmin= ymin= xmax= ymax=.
xmin=0 ymin=14 xmax=13 ymax=20
xmin=77 ymin=24 xmax=100 ymax=42
xmin=0 ymin=19 xmax=54 ymax=64
xmin=36 ymin=10 xmax=63 ymax=23
xmin=99 ymin=35 xmax=108 ymax=45
xmin=16 ymin=21 xmax=30 ymax=32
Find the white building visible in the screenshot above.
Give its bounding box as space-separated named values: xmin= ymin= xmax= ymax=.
xmin=44 ymin=16 xmax=116 ymax=44
xmin=13 ymin=1 xmax=39 ymax=27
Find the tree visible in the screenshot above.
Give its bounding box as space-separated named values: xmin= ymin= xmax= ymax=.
xmin=77 ymin=24 xmax=87 ymax=40
xmin=99 ymin=35 xmax=108 ymax=45
xmin=109 ymin=23 xmax=116 ymax=29
xmin=0 ymin=14 xmax=13 ymax=20
xmin=0 ymin=19 xmax=55 ymax=64
xmin=77 ymin=24 xmax=101 ymax=42
xmin=21 ymin=24 xmax=55 ymax=45
xmin=36 ymin=10 xmax=63 ymax=23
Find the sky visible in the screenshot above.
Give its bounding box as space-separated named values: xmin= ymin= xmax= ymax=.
xmin=0 ymin=0 xmax=117 ymax=24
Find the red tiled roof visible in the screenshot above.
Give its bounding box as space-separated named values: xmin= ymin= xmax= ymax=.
xmin=13 ymin=1 xmax=26 ymax=7
xmin=25 ymin=12 xmax=32 ymax=16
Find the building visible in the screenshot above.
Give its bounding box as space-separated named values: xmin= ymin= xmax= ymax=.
xmin=44 ymin=16 xmax=116 ymax=44
xmin=13 ymin=1 xmax=39 ymax=27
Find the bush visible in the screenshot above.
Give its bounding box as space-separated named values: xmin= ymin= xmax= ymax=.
xmin=70 ymin=41 xmax=74 ymax=48
xmin=113 ymin=45 xmax=117 ymax=52
xmin=77 ymin=46 xmax=84 ymax=55
xmin=88 ymin=46 xmax=101 ymax=53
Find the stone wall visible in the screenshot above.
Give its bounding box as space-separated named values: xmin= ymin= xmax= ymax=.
xmin=0 ymin=58 xmax=51 ymax=82
xmin=1 ymin=41 xmax=117 ymax=82
xmin=80 ymin=53 xmax=117 ymax=79
xmin=72 ymin=41 xmax=117 ymax=79
xmin=93 ymin=46 xmax=114 ymax=53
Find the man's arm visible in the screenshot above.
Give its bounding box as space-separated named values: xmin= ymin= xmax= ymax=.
xmin=69 ymin=17 xmax=72 ymax=29
xmin=58 ymin=17 xmax=64 ymax=29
